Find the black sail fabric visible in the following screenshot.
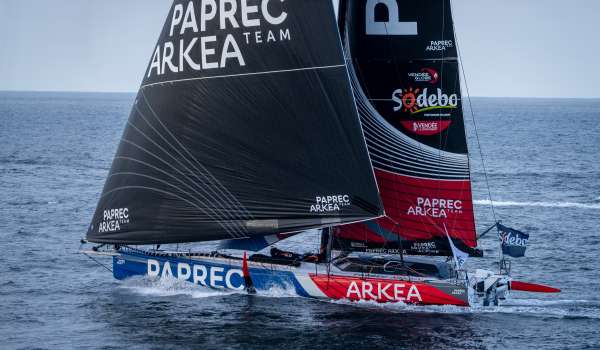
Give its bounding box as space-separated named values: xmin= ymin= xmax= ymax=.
xmin=86 ymin=0 xmax=383 ymax=244
xmin=333 ymin=0 xmax=479 ymax=256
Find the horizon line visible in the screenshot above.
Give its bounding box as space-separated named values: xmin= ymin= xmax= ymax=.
xmin=1 ymin=89 xmax=599 ymax=100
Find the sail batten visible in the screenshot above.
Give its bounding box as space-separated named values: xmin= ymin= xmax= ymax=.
xmin=87 ymin=0 xmax=383 ymax=245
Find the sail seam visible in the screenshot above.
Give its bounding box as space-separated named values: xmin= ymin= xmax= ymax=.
xmin=133 ymin=100 xmax=251 ymax=235
xmin=121 ymin=121 xmax=247 ymax=238
xmin=99 ymin=185 xmax=245 ymax=238
xmin=113 ymin=142 xmax=245 ymax=239
xmin=112 ymin=156 xmax=246 ymax=238
xmin=140 ymin=64 xmax=347 ymax=89
xmin=139 ymin=92 xmax=254 ymax=221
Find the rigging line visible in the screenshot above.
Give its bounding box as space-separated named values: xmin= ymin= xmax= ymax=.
xmin=83 ymin=252 xmax=113 ymax=273
xmin=450 ymin=0 xmax=498 ymax=223
xmin=376 ymin=18 xmax=395 ymax=252
xmin=438 ymin=0 xmax=446 ymax=171
xmin=445 ymin=1 xmax=476 ymax=241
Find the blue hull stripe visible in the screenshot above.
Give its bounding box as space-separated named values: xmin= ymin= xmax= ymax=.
xmin=113 ymin=251 xmax=312 ymax=297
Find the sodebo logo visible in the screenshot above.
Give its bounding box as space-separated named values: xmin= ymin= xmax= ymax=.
xmin=366 ymin=0 xmax=418 ymax=36
xmin=147 ymin=259 xmax=244 ymax=290
xmin=500 ymin=232 xmax=528 ymax=247
xmin=392 ymin=87 xmax=459 ymax=114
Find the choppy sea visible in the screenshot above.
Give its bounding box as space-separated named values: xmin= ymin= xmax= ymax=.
xmin=1 ymin=91 xmax=599 ymax=349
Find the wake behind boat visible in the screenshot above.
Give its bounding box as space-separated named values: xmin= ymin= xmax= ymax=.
xmin=81 ymin=0 xmax=558 ymax=307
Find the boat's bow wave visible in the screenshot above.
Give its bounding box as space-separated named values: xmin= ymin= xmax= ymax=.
xmin=330 ymin=297 xmax=600 ymax=319
xmin=474 ymin=199 xmax=600 ymax=210
xmin=118 ymin=275 xmax=300 ymax=299
xmin=119 ymin=276 xmax=242 ymax=299
xmin=255 ymin=282 xmax=301 ymax=299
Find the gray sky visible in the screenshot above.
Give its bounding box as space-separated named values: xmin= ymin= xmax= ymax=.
xmin=0 ymin=0 xmax=598 ymax=98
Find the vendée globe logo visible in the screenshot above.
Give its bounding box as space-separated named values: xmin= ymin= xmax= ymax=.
xmin=407 ymin=68 xmax=440 ymax=84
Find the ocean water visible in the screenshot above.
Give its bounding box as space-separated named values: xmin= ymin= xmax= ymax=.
xmin=1 ymin=91 xmax=599 ymax=349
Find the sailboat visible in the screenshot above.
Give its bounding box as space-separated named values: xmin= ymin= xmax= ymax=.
xmin=82 ymin=0 xmax=559 ymax=307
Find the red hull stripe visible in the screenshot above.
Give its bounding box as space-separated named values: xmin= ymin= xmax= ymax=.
xmin=309 ymin=274 xmax=469 ymax=306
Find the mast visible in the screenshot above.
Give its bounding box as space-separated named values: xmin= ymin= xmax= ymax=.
xmin=334 ymin=0 xmax=480 ymax=257
xmin=86 ymin=0 xmax=383 ymax=245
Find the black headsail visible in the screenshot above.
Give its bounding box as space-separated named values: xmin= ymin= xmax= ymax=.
xmin=334 ymin=0 xmax=480 ymax=256
xmin=86 ymin=0 xmax=383 ymax=245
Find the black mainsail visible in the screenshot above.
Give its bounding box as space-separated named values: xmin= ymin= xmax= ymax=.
xmin=87 ymin=0 xmax=383 ymax=245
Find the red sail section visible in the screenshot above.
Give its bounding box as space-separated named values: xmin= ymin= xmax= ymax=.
xmin=333 ymin=168 xmax=476 ymax=253
xmin=376 ymin=169 xmax=476 ymax=246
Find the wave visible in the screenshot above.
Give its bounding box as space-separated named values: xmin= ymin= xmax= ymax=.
xmin=256 ymin=282 xmax=300 ymax=299
xmin=474 ymin=199 xmax=600 ymax=210
xmin=331 ymin=297 xmax=600 ymax=320
xmin=119 ymin=276 xmax=242 ymax=299
xmin=118 ymin=277 xmax=600 ymax=320
xmin=118 ymin=276 xmax=299 ymax=299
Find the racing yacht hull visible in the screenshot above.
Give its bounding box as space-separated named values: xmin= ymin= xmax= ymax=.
xmin=112 ymin=248 xmax=470 ymax=306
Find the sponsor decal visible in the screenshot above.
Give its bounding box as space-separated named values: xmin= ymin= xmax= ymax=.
xmin=310 ymin=195 xmax=351 ymax=213
xmin=365 ymin=0 xmax=418 ymax=36
xmin=400 ymin=120 xmax=452 ymax=136
xmin=311 ymin=274 xmax=469 ymax=306
xmin=147 ymin=0 xmax=291 ymax=79
xmin=98 ymin=207 xmax=129 ymax=233
xmin=426 ymin=40 xmax=454 ymax=52
xmin=351 ymin=242 xmax=368 ymax=248
xmin=410 ymin=241 xmax=437 ymax=253
xmin=372 ymin=170 xmax=477 ymax=249
xmin=391 ymin=86 xmax=458 ymax=135
xmin=392 ymin=87 xmax=458 ymax=115
xmin=498 ymin=224 xmax=529 ymax=257
xmin=346 ymin=281 xmax=423 ymax=302
xmin=147 ymin=259 xmax=244 ymax=290
xmin=366 ymin=248 xmax=405 ymax=254
xmin=407 ymin=197 xmax=463 ymax=219
xmin=500 ymin=232 xmax=528 ymax=247
xmin=408 ymin=68 xmax=439 ymax=84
